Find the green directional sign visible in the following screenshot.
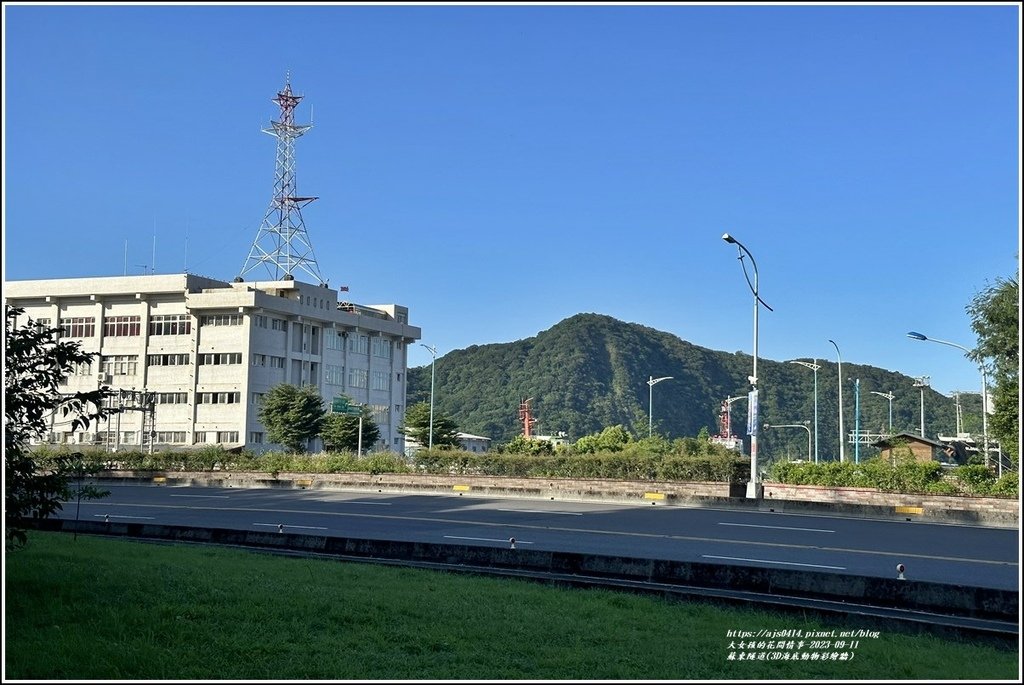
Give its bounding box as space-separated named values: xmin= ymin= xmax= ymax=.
xmin=332 ymin=397 xmax=362 ymax=415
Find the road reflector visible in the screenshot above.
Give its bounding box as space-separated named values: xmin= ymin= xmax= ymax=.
xmin=453 ymin=485 xmax=471 ymax=492
xmin=643 ymin=492 xmax=666 ymax=500
xmin=296 ymin=478 xmax=313 ymax=488
xmin=895 ymin=505 xmax=923 ymax=515
xmin=152 ymin=477 xmax=166 ymax=484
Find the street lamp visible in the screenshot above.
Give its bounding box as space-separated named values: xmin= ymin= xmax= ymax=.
xmin=647 ymin=375 xmax=673 ymax=438
xmin=907 ymin=331 xmax=992 ymax=474
xmin=870 ymin=390 xmax=895 ymax=435
xmin=722 ymin=232 xmax=773 ymax=499
xmin=788 ymin=359 xmax=820 ymax=463
xmin=763 ymin=422 xmax=812 ymax=462
xmin=827 ymin=340 xmax=845 ymax=463
xmin=912 ymin=375 xmax=930 ymax=438
xmin=420 ymin=343 xmax=437 ymax=451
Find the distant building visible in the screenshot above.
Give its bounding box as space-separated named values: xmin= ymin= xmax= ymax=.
xmin=404 ymin=432 xmax=493 ymax=455
xmin=870 ymin=432 xmax=948 ymax=464
xmin=5 ymin=274 xmax=421 ymax=453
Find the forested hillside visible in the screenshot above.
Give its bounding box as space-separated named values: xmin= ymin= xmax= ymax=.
xmin=408 ymin=313 xmax=972 ymax=461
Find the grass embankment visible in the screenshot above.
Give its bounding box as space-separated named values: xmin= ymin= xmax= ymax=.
xmin=5 ymin=532 xmax=1019 ymax=680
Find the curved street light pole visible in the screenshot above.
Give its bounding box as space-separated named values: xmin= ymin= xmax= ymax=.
xmin=827 ymin=340 xmax=845 ymax=463
xmin=419 ymin=343 xmax=437 ymax=451
xmin=907 ymin=332 xmax=991 ymax=473
xmin=647 ymin=375 xmax=673 ymax=438
xmin=789 ymin=359 xmax=820 ymax=463
xmin=722 ymin=233 xmax=772 ymax=498
xmin=764 ymin=422 xmax=812 ymax=462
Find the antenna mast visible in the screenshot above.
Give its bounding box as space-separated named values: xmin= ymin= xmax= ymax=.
xmin=238 ymin=74 xmax=326 ymax=284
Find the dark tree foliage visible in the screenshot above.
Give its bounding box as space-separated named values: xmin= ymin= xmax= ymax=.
xmin=401 ymin=401 xmax=461 ymax=450
xmin=968 ymin=276 xmax=1019 ymax=465
xmin=408 ymin=313 xmax=964 ymax=460
xmin=258 ymin=384 xmax=325 ymax=453
xmin=321 ymin=402 xmax=380 ymax=453
xmin=5 ymin=306 xmax=114 ymax=549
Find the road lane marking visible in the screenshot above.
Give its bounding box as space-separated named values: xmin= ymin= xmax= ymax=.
xmin=718 ymin=522 xmax=834 ymax=533
xmin=254 ymin=523 xmax=328 ymax=530
xmin=170 ymin=495 xmax=230 ymax=499
xmin=496 ymin=509 xmax=583 ymax=516
xmin=702 ymin=554 xmax=846 ymax=570
xmin=93 ymin=514 xmax=154 ymax=520
xmin=444 ymin=535 xmax=533 ymax=544
xmin=75 ymin=502 xmax=1018 ymax=567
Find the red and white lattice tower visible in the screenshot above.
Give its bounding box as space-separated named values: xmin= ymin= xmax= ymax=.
xmin=519 ymin=398 xmax=537 ymax=439
xmin=238 ymin=75 xmax=325 ymax=284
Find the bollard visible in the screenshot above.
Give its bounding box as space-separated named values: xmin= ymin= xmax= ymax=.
xmin=278 ymin=523 xmax=284 ymax=534
xmin=509 ymin=537 xmax=516 ymax=550
xmin=896 ymin=563 xmax=906 ymax=580
xmin=104 ymin=514 xmax=110 ymax=524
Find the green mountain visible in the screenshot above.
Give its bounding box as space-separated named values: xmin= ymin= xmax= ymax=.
xmin=407 ymin=313 xmax=974 ymax=462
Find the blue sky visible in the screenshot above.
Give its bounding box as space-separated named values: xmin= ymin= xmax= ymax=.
xmin=3 ymin=3 xmax=1020 ymax=397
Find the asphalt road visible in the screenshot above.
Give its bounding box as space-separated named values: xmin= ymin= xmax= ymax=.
xmin=60 ymin=484 xmax=1020 ymax=590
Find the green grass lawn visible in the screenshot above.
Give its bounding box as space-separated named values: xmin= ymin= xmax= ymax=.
xmin=4 ymin=532 xmax=1019 ymax=680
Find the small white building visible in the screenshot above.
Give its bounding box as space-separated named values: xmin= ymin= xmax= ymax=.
xmin=4 ymin=273 xmax=421 ymax=453
xmin=404 ymin=432 xmax=492 ymax=455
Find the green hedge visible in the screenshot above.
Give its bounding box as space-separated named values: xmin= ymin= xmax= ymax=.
xmin=28 ymin=445 xmax=749 ymax=483
xmin=767 ymin=457 xmax=1018 ymax=498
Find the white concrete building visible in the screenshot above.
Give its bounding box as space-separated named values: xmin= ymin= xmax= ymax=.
xmin=4 ymin=273 xmax=421 ymax=453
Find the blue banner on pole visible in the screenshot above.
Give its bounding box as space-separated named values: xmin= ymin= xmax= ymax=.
xmin=747 ymin=389 xmax=759 ymax=436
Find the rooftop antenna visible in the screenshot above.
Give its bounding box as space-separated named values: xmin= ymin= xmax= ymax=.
xmin=237 ymin=73 xmax=325 ymax=284
xmin=184 ymin=217 xmax=189 ymax=273
xmin=123 ymin=240 xmax=128 ymax=276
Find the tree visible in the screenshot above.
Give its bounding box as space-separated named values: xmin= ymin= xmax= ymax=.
xmin=401 ymin=401 xmax=461 ymax=450
xmin=499 ymin=434 xmax=554 ymax=455
xmin=573 ymin=425 xmax=634 ymax=454
xmin=258 ymin=384 xmax=325 ymax=453
xmin=967 ymin=275 xmax=1019 ymax=465
xmin=5 ymin=306 xmax=113 ymax=549
xmin=321 ymin=401 xmax=380 ymax=453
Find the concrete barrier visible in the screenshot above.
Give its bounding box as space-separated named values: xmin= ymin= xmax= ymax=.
xmin=25 ymin=518 xmax=1018 ymax=623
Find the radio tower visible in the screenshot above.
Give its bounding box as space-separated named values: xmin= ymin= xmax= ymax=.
xmin=238 ymin=74 xmax=325 ymax=284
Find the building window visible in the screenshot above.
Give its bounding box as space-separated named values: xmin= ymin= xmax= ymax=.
xmin=196 ymin=392 xmax=241 ymax=404
xmin=147 ymin=353 xmax=190 ymax=366
xmin=397 ymin=313 xmax=407 ymax=324
xmin=100 ymin=355 xmax=138 ymax=376
xmin=370 ymin=404 xmax=390 ymax=424
xmin=269 ymin=356 xmax=285 ymax=369
xmin=349 ymin=334 xmax=369 ymax=355
xmin=200 ymin=314 xmax=243 ymax=327
xmin=395 ymin=404 xmax=402 ymax=413
xmin=254 ymin=315 xmax=268 ymax=328
xmin=216 ymin=431 xmax=239 ymax=443
xmin=250 ymin=432 xmax=264 ymax=444
xmin=252 ymin=354 xmax=267 ymax=366
xmin=155 ymin=432 xmax=187 ymax=444
xmin=198 ymin=352 xmax=243 ymax=365
xmin=348 ymin=368 xmax=368 ymax=389
xmin=372 ymin=370 xmax=391 ymax=391
xmin=194 ymin=432 xmax=211 ymax=444
xmin=271 ymin=318 xmax=287 ymax=331
xmin=103 ymin=315 xmax=141 ymax=337
xmin=121 ymin=431 xmax=137 ymax=445
xmin=251 ymin=392 xmax=265 ymax=406
xmin=154 ymin=392 xmax=188 ymax=404
xmin=326 ymin=331 xmax=344 ymax=350
xmin=149 ymin=314 xmax=191 ymax=336
xmin=372 ymin=337 xmax=393 ymax=359
xmin=325 ymin=364 xmax=344 ymax=385
xmin=59 ymin=317 xmax=96 ymax=338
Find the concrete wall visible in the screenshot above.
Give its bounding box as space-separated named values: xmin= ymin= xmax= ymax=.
xmin=762 ymin=482 xmax=1020 ymax=526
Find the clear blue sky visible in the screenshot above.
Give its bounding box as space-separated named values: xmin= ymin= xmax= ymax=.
xmin=3 ymin=3 xmax=1020 ymax=397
